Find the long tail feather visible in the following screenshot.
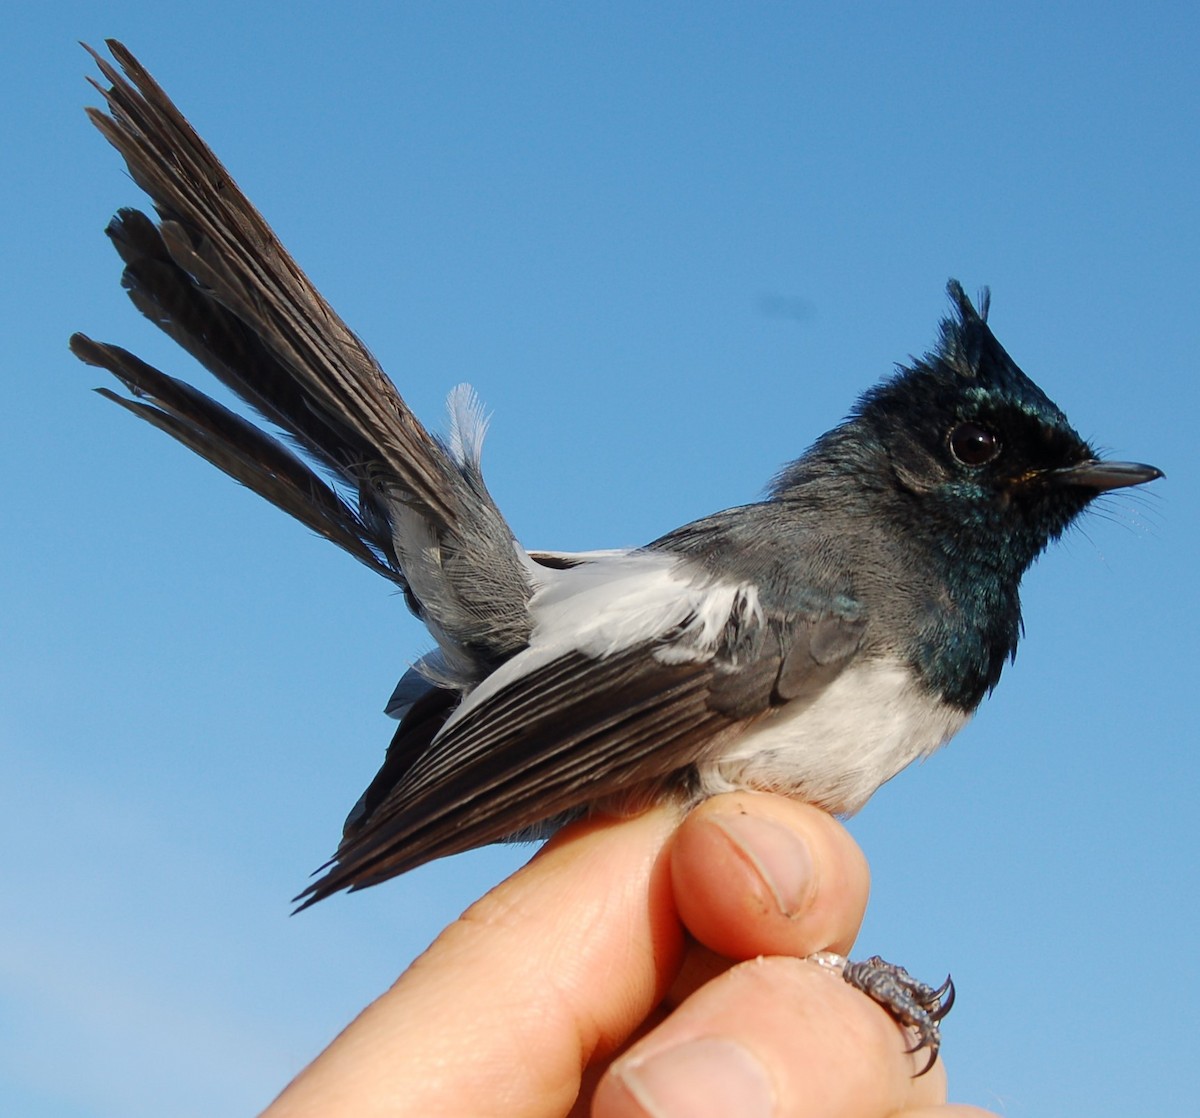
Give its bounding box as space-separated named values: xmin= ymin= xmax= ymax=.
xmin=75 ymin=40 xmax=536 ymax=674
xmin=71 ymin=334 xmax=400 ymax=579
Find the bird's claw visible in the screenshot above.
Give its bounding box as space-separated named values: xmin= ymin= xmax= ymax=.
xmin=813 ymin=952 xmax=954 ymax=1076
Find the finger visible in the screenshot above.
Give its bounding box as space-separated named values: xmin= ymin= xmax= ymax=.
xmin=593 ymin=955 xmax=948 ymax=1118
xmin=262 ymin=804 xmax=686 ymax=1118
xmin=670 ymin=792 xmax=870 ymax=959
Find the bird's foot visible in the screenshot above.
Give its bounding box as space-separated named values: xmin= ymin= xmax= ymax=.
xmin=806 ymin=951 xmax=954 ymax=1076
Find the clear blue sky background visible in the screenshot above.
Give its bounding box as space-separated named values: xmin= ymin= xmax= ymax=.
xmin=4 ymin=4 xmax=1196 ymax=1115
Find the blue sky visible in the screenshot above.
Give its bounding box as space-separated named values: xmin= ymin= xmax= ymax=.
xmin=4 ymin=3 xmax=1197 ymax=1115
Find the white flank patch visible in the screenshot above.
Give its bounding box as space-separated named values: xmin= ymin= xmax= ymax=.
xmin=525 ymin=549 xmax=759 ymax=659
xmin=439 ymin=548 xmax=754 ymax=733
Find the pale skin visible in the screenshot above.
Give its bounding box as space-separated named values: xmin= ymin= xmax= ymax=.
xmin=262 ymin=793 xmax=997 ymax=1117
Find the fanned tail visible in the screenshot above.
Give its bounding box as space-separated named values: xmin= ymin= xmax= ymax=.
xmin=72 ymin=41 xmax=535 ymax=676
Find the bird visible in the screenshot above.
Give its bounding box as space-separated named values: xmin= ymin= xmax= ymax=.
xmin=70 ymin=41 xmax=1160 ymax=1067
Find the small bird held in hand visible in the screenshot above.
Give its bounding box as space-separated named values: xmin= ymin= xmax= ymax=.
xmin=70 ymin=42 xmax=1161 ymax=1069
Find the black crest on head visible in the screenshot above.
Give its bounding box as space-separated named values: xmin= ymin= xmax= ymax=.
xmin=941 ymin=280 xmax=990 ymax=368
xmin=927 ymin=281 xmax=1067 ymax=426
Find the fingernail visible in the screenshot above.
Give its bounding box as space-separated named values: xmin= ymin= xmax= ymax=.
xmin=711 ymin=813 xmax=814 ymax=917
xmin=616 ymin=1037 xmax=775 ymax=1118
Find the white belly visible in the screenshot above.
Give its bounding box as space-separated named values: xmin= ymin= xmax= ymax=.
xmin=697 ymin=659 xmax=969 ymax=814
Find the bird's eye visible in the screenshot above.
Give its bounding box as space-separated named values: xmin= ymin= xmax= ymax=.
xmin=949 ymin=422 xmax=1001 ymax=466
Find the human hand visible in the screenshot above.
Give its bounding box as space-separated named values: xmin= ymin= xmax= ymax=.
xmin=261 ymin=792 xmax=995 ymax=1117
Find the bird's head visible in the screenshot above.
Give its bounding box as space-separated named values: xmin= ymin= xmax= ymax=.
xmin=808 ymin=281 xmax=1162 ymax=572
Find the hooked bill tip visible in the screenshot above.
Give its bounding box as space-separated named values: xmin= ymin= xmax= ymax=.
xmin=1051 ymin=460 xmax=1163 ymax=491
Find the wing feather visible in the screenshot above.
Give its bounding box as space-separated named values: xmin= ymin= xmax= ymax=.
xmin=299 ymin=576 xmax=870 ymax=904
xmin=296 ymin=645 xmax=740 ymax=905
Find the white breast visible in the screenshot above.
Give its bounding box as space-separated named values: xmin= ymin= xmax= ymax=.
xmin=697 ymin=659 xmax=969 ymax=814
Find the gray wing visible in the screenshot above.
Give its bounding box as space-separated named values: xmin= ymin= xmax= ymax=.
xmin=297 ymin=599 xmax=867 ymax=907
xmin=72 ymin=41 xmax=530 ymax=676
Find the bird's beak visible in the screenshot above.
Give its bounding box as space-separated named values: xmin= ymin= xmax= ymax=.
xmin=1050 ymin=460 xmax=1163 ymax=491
